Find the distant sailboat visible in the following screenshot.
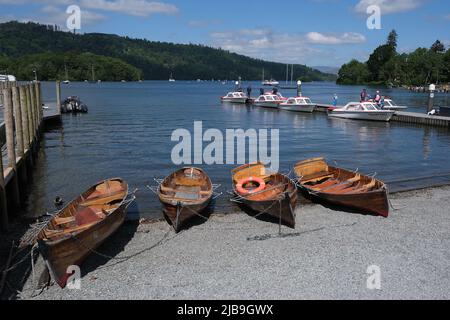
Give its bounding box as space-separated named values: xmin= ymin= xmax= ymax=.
xmin=280 ymin=64 xmax=296 ymax=89
xmin=169 ymin=73 xmax=176 ymax=82
xmin=63 ymin=64 xmax=70 ymax=84
xmin=89 ymin=65 xmax=97 ymax=84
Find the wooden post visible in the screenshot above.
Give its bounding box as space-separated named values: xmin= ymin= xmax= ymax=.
xmin=3 ymin=88 xmax=21 ymax=209
xmin=19 ymin=86 xmax=30 ymax=152
xmin=29 ymin=84 xmax=37 ymax=142
xmin=24 ymin=85 xmax=33 ymax=146
xmin=56 ymin=81 xmax=61 ymax=115
xmin=0 ymin=153 xmax=8 ymax=232
xmin=12 ymin=87 xmax=24 ymax=159
xmin=34 ymin=82 xmax=42 ymax=130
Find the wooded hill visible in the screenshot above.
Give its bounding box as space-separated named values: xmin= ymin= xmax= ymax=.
xmin=0 ymin=21 xmax=336 ymax=82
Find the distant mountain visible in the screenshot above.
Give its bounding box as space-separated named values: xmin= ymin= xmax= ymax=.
xmin=0 ymin=21 xmax=336 ymax=82
xmin=312 ymin=66 xmax=339 ymax=75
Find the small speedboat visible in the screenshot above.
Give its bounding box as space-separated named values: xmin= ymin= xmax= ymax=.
xmin=37 ymin=178 xmax=134 ymax=288
xmin=61 ymin=96 xmax=88 ymax=114
xmin=381 ymin=99 xmax=407 ymax=111
xmin=157 ymin=167 xmax=213 ymax=233
xmin=262 ymin=79 xmax=280 ymax=86
xmin=231 ymin=163 xmax=298 ymax=228
xmin=221 ymin=92 xmax=249 ymax=104
xmin=253 ymin=94 xmax=284 ymax=109
xmin=279 ymin=97 xmax=316 ymax=113
xmin=294 ymin=158 xmax=389 ymax=217
xmin=328 ymin=102 xmax=395 ymax=122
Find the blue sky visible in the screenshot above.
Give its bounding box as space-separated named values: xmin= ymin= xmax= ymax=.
xmin=0 ymin=0 xmax=449 ymax=67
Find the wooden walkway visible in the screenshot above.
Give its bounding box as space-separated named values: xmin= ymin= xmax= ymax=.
xmin=0 ymin=81 xmax=62 ymax=233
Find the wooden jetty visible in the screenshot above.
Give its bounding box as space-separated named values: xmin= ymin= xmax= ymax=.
xmin=0 ymin=81 xmax=62 ymax=233
xmin=316 ymin=103 xmax=450 ymax=127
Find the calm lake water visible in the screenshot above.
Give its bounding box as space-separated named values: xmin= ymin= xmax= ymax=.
xmin=24 ymin=81 xmax=450 ymax=219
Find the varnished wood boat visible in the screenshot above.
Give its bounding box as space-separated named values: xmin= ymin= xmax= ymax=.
xmin=294 ymin=158 xmax=389 ymax=217
xmin=37 ymin=178 xmax=133 ymax=288
xmin=158 ymin=167 xmax=213 ymax=232
xmin=231 ymin=163 xmax=298 ymax=228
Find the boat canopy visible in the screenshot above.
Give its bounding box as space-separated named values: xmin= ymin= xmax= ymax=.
xmin=342 ymin=102 xmax=380 ymax=111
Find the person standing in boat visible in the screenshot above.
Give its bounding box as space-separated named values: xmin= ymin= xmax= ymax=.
xmin=360 ymin=89 xmax=367 ymax=102
xmin=333 ymin=94 xmax=338 ymax=107
xmin=374 ymin=90 xmax=382 ymax=105
xmin=260 ymin=88 xmax=264 ymax=96
xmin=247 ymin=86 xmax=252 ymax=98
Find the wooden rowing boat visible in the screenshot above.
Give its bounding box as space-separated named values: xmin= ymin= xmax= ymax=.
xmin=37 ymin=178 xmax=132 ymax=288
xmin=158 ymin=167 xmax=213 ymax=232
xmin=294 ymin=158 xmax=389 ymax=217
xmin=231 ymin=163 xmax=298 ymax=228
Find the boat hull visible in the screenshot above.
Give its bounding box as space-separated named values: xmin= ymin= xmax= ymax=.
xmin=279 ymin=104 xmax=316 ymax=113
xmin=232 ymin=171 xmax=298 ymax=228
xmin=299 ymin=186 xmax=389 ymax=217
xmin=38 ymin=200 xmax=128 ymax=288
xmin=221 ymin=97 xmax=248 ymax=104
xmin=328 ymin=110 xmax=394 ymax=122
xmin=158 ymin=167 xmax=213 ymax=233
xmin=161 ymin=199 xmax=212 ymax=233
xmin=254 ymin=102 xmax=280 ymax=109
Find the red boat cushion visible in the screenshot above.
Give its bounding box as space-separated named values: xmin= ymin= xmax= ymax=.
xmin=75 ymin=207 xmax=102 ymax=226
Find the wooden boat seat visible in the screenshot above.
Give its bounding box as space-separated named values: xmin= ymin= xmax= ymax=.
xmin=80 ymin=190 xmax=126 ymax=207
xmin=302 ymin=171 xmax=334 ymax=184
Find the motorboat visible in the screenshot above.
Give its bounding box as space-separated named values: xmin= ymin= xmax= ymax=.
xmin=381 ymin=99 xmax=407 ymax=110
xmin=327 ymin=102 xmax=395 ymax=122
xmin=61 ymin=96 xmax=88 ymax=114
xmin=221 ymin=92 xmax=249 ymax=104
xmin=279 ymin=97 xmax=316 ymax=113
xmin=253 ymin=94 xmax=284 ymax=108
xmin=262 ymin=79 xmax=280 ymax=86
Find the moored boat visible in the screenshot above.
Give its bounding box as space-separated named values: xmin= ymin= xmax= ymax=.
xmin=231 ymin=163 xmax=298 ymax=228
xmin=381 ymin=98 xmax=408 ymax=110
xmin=262 ymin=79 xmax=280 ymax=86
xmin=157 ymin=167 xmax=213 ymax=232
xmin=279 ymin=96 xmax=316 ymax=113
xmin=328 ymin=101 xmax=395 ymax=122
xmin=61 ymin=96 xmax=88 ymax=114
xmin=294 ymin=158 xmax=389 ymax=217
xmin=221 ymin=91 xmax=249 ymax=104
xmin=37 ymin=178 xmax=134 ymax=288
xmin=253 ymin=94 xmax=284 ymax=109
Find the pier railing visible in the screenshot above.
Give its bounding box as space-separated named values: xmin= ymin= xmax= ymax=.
xmin=0 ymin=81 xmax=44 ymax=233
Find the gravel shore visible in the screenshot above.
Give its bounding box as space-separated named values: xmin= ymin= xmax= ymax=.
xmin=16 ymin=186 xmax=450 ymax=300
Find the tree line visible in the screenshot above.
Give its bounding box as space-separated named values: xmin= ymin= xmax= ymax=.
xmin=337 ymin=30 xmax=450 ymax=86
xmin=0 ymin=21 xmax=335 ymax=82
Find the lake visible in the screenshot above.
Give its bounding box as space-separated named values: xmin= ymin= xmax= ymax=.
xmin=25 ymin=81 xmax=450 ymax=219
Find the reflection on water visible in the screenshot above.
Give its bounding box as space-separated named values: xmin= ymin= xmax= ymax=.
xmin=22 ymin=81 xmax=450 ymax=220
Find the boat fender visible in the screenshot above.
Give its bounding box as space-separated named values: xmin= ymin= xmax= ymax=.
xmin=236 ymin=177 xmax=266 ymax=195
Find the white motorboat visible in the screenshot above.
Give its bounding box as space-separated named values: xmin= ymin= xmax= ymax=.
xmin=279 ymin=97 xmax=316 ymax=113
xmin=262 ymin=79 xmax=280 ymax=86
xmin=221 ymin=92 xmax=249 ymax=104
xmin=382 ymin=99 xmax=407 ymax=110
xmin=328 ymin=102 xmax=395 ymax=122
xmin=253 ymin=94 xmax=284 ymax=108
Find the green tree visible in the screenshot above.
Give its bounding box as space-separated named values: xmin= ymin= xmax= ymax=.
xmin=430 ymin=40 xmax=445 ymax=53
xmin=336 ymin=59 xmax=369 ymax=84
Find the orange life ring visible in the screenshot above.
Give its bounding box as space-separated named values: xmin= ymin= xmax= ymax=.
xmin=236 ymin=177 xmax=266 ymax=195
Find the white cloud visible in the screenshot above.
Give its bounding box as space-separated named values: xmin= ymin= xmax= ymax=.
xmin=80 ymin=0 xmax=179 ymax=17
xmin=306 ymin=32 xmax=366 ymax=44
xmin=354 ymin=0 xmax=424 ymax=14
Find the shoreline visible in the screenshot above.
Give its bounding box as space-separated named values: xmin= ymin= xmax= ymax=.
xmin=1 ymin=184 xmax=448 ymax=300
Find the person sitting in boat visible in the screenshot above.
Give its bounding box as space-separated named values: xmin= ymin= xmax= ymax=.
xmin=272 ymin=87 xmax=278 ymax=95
xmin=360 ymin=89 xmax=367 ymax=102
